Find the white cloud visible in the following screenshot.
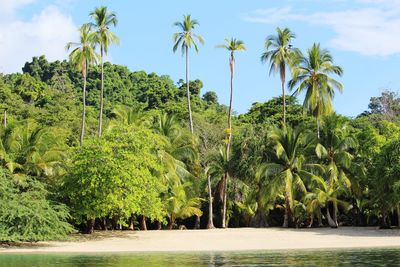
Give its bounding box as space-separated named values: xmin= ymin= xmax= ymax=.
xmin=243 ymin=3 xmax=400 ymax=56
xmin=0 ymin=0 xmax=35 ymax=17
xmin=0 ymin=5 xmax=77 ymax=73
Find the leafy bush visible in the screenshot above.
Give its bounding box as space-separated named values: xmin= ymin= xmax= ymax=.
xmin=0 ymin=169 xmax=74 ymax=242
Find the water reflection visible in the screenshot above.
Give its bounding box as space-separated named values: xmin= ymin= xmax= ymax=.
xmin=0 ymin=248 xmax=399 ymax=266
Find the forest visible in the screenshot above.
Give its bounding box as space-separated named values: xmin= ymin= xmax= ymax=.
xmin=1 ymin=6 xmax=400 ymax=242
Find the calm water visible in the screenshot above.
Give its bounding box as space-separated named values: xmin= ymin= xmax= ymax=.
xmin=1 ymin=248 xmax=400 ymax=266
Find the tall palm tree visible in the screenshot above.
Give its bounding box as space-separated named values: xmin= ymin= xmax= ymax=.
xmin=261 ymin=27 xmax=298 ymax=124
xmin=66 ymin=24 xmax=98 ymax=146
xmin=289 ymin=43 xmax=343 ymax=138
xmin=173 ymin=15 xmax=204 ymax=134
xmin=89 ymin=6 xmax=119 ymax=137
xmin=216 ymin=38 xmax=246 ymax=159
xmin=266 ymin=124 xmax=313 ymax=227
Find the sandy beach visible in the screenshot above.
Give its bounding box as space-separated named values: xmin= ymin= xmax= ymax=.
xmin=1 ymin=227 xmax=400 ymax=253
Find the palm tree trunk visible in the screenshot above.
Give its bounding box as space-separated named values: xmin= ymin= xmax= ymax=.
xmin=308 ymin=214 xmax=314 ymax=228
xmin=283 ymin=192 xmax=291 ymax=228
xmin=326 ymin=203 xmax=338 ymax=228
xmin=207 ymin=175 xmax=215 ymax=229
xmin=333 ymin=201 xmax=339 ymax=227
xmin=80 ymin=66 xmax=87 ymax=147
xmin=222 ymin=173 xmax=228 ymax=228
xmin=98 ymin=47 xmax=104 ymax=137
xmin=318 ymin=207 xmax=323 ymax=227
xmin=226 ymin=53 xmax=234 ymax=160
xmin=186 ymin=46 xmax=194 ymax=134
xmin=3 ymin=110 xmax=6 ymax=128
xmin=281 ymin=80 xmax=286 ymax=124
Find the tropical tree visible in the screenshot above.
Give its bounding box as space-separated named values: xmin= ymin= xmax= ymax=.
xmin=109 ymin=105 xmax=150 ymax=128
xmin=165 ymin=182 xmax=203 ymax=229
xmin=289 ymin=43 xmax=343 ymax=138
xmin=89 ymin=6 xmax=119 ymax=137
xmin=371 ymin=140 xmax=400 ymax=228
xmin=0 ymin=121 xmax=65 ymax=179
xmin=0 ymin=168 xmax=74 ymax=242
xmin=66 ymin=23 xmax=98 ymax=146
xmin=154 ymin=113 xmax=197 ymax=184
xmin=208 ymin=147 xmax=233 ymax=228
xmin=314 ymin=115 xmax=355 ymax=226
xmin=216 ymin=38 xmax=246 ymax=160
xmin=173 ymin=14 xmax=204 ymax=134
xmin=266 ymin=124 xmax=312 ymax=227
xmin=64 ymin=125 xmax=164 ymax=233
xmin=261 ymin=27 xmax=299 ymax=124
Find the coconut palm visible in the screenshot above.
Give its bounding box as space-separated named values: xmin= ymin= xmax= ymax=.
xmin=207 ymin=147 xmax=234 ymax=228
xmin=109 ymin=105 xmax=150 ymax=128
xmin=266 ymin=124 xmax=313 ymax=227
xmin=248 ymin=165 xmax=278 ymax=227
xmin=173 ymin=15 xmax=204 ymax=134
xmin=261 ymin=27 xmax=299 ymax=124
xmin=66 ymin=24 xmax=98 ymax=146
xmin=306 ymin=163 xmax=351 ymax=228
xmin=289 ymin=43 xmax=343 ymax=138
xmin=313 ymin=115 xmax=355 ymax=226
xmin=0 ymin=121 xmax=65 ymax=178
xmin=216 ymin=38 xmax=246 ymax=160
xmin=165 ymin=182 xmax=203 ymax=230
xmin=89 ymin=6 xmax=119 ymax=137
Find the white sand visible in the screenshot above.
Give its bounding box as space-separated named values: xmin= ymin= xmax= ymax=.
xmin=1 ymin=227 xmax=400 ymax=253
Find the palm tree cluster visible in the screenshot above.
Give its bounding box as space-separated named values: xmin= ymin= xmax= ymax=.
xmin=11 ymin=8 xmax=390 ymax=232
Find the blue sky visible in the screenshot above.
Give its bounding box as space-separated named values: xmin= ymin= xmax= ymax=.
xmin=1 ymin=0 xmax=400 ymax=117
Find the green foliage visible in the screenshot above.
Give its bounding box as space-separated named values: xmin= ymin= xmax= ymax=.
xmin=371 ymin=139 xmax=400 ymax=225
xmin=202 ymin=91 xmax=218 ymax=105
xmin=0 ymin=169 xmax=74 ymax=242
xmin=0 ymin=120 xmax=66 ymax=178
xmin=289 ymin=43 xmax=343 ymax=132
xmin=239 ymin=96 xmax=312 ymax=126
xmin=64 ymin=125 xmax=165 ymax=224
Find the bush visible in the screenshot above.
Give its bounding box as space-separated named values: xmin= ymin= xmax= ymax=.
xmin=0 ymin=169 xmax=74 ymax=242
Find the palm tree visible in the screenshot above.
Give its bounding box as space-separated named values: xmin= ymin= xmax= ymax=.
xmin=208 ymin=147 xmax=233 ymax=228
xmin=266 ymin=124 xmax=313 ymax=227
xmin=173 ymin=15 xmax=204 ymax=134
xmin=289 ymin=43 xmax=343 ymax=138
xmin=66 ymin=24 xmax=98 ymax=146
xmin=306 ymin=163 xmax=350 ymax=228
xmin=109 ymin=105 xmax=150 ymax=128
xmin=166 ymin=182 xmax=203 ymax=230
xmin=261 ymin=27 xmax=299 ymax=124
xmin=89 ymin=6 xmax=119 ymax=137
xmin=314 ymin=115 xmax=355 ymax=226
xmin=0 ymin=121 xmax=65 ymax=178
xmin=216 ymin=38 xmax=246 ymax=160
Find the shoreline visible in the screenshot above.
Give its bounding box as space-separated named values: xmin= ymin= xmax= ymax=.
xmin=1 ymin=227 xmax=400 ymax=254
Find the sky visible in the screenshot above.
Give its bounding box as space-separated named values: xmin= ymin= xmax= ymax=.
xmin=1 ymin=0 xmax=400 ymax=117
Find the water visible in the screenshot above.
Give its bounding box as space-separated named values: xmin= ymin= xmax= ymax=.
xmin=0 ymin=248 xmax=399 ymax=266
